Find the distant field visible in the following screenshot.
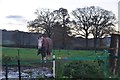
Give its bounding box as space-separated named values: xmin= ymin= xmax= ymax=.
xmin=2 ymin=47 xmax=108 ymax=61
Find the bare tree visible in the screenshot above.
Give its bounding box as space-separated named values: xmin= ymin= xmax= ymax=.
xmin=27 ymin=8 xmax=57 ymax=37
xmin=89 ymin=6 xmax=116 ymax=51
xmin=54 ymin=8 xmax=71 ymax=49
xmin=71 ymin=6 xmax=116 ymax=50
xmin=71 ymin=7 xmax=93 ymax=48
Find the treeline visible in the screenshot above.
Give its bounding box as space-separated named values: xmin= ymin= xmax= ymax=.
xmin=27 ymin=6 xmax=117 ymax=49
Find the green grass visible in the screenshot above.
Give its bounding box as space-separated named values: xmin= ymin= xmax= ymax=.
xmin=2 ymin=47 xmax=40 ymax=61
xmin=2 ymin=47 xmax=109 ymax=58
xmin=2 ymin=47 xmax=108 ymax=61
xmin=54 ymin=49 xmax=104 ymax=57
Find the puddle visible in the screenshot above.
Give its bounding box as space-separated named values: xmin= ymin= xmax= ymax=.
xmin=1 ymin=67 xmax=53 ymax=79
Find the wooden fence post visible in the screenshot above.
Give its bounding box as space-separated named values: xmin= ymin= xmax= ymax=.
xmin=53 ymin=55 xmax=55 ymax=78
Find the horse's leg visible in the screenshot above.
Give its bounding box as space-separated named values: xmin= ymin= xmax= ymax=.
xmin=42 ymin=52 xmax=46 ymax=64
xmin=41 ymin=55 xmax=44 ymax=67
xmin=46 ymin=49 xmax=49 ymax=61
xmin=46 ymin=49 xmax=51 ymax=60
xmin=42 ymin=56 xmax=43 ymax=62
xmin=44 ymin=56 xmax=47 ymax=63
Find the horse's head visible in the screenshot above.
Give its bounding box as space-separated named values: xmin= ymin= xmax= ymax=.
xmin=38 ymin=37 xmax=47 ymax=48
xmin=38 ymin=37 xmax=43 ymax=49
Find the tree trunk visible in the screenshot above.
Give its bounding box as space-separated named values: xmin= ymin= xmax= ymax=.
xmin=94 ymin=26 xmax=98 ymax=53
xmin=99 ymin=38 xmax=102 ymax=48
xmin=94 ymin=37 xmax=97 ymax=53
xmin=62 ymin=33 xmax=65 ymax=49
xmin=85 ymin=35 xmax=88 ymax=49
xmin=46 ymin=29 xmax=51 ymax=38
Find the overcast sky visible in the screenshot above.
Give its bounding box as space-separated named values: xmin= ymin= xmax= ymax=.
xmin=0 ymin=0 xmax=119 ymax=32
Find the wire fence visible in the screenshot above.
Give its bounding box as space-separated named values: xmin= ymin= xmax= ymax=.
xmin=2 ymin=48 xmax=120 ymax=79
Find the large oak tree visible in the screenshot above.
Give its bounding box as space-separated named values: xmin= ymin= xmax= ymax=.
xmin=71 ymin=6 xmax=116 ymax=50
xmin=27 ymin=8 xmax=57 ymax=37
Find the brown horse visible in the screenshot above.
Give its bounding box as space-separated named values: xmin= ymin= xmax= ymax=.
xmin=37 ymin=36 xmax=53 ymax=62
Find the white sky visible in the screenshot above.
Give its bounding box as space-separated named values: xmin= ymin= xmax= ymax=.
xmin=0 ymin=0 xmax=120 ymax=32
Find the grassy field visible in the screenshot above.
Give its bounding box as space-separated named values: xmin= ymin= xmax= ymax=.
xmin=2 ymin=47 xmax=108 ymax=61
xmin=2 ymin=47 xmax=109 ymax=66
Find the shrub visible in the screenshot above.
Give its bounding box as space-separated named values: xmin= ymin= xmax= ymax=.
xmin=2 ymin=54 xmax=17 ymax=65
xmin=62 ymin=61 xmax=103 ymax=78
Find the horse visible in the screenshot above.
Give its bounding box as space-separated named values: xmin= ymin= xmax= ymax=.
xmin=37 ymin=36 xmax=53 ymax=63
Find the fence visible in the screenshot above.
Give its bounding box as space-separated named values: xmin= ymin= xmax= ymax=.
xmin=2 ymin=48 xmax=114 ymax=79
xmin=2 ymin=30 xmax=40 ymax=48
